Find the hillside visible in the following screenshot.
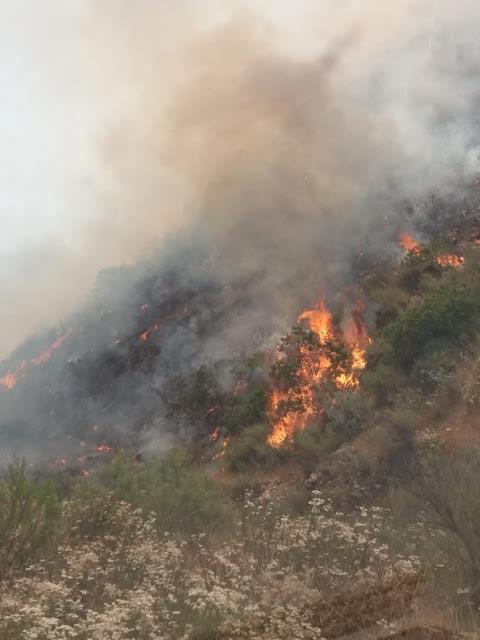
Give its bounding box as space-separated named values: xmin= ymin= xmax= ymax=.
xmin=2 ymin=186 xmax=480 ymax=638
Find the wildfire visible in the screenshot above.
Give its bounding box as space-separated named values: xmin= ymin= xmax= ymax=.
xmin=0 ymin=372 xmax=19 ymax=390
xmin=435 ymin=254 xmax=464 ymax=268
xmin=210 ymin=427 xmax=220 ymax=443
xmin=267 ymin=298 xmax=369 ymax=448
xmin=96 ymin=444 xmax=113 ymax=454
xmin=298 ymin=301 xmax=334 ymax=340
xmin=399 ymin=233 xmax=422 ymax=255
xmin=212 ymin=437 xmax=230 ymax=461
xmin=0 ymin=329 xmax=72 ymax=391
xmin=139 ymin=323 xmax=160 ymax=342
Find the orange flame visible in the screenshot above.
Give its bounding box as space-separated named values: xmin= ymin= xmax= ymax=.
xmin=139 ymin=323 xmax=160 ymax=342
xmin=298 ymin=301 xmax=334 ymax=341
xmin=96 ymin=444 xmax=113 ymax=454
xmin=0 ymin=372 xmax=19 ymax=390
xmin=0 ymin=330 xmax=72 ymax=391
xmin=31 ymin=330 xmax=72 ymax=366
xmin=212 ymin=437 xmax=230 ymax=461
xmin=435 ymin=254 xmax=464 ymax=268
xmin=267 ymin=298 xmax=369 ymax=448
xmin=399 ymin=233 xmax=422 ymax=255
xmin=210 ymin=427 xmax=220 ymax=443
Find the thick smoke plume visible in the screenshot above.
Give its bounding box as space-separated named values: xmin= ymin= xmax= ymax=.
xmin=0 ymin=0 xmax=479 ymax=461
xmin=1 ymin=0 xmax=479 ymax=357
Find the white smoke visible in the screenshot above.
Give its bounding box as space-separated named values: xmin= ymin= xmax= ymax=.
xmin=0 ymin=0 xmax=478 ymax=357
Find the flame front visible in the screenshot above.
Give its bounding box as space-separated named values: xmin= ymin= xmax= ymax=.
xmin=210 ymin=427 xmax=220 ymax=443
xmin=435 ymin=254 xmax=464 ymax=268
xmin=399 ymin=233 xmax=421 ymax=255
xmin=96 ymin=444 xmax=113 ymax=454
xmin=212 ymin=437 xmax=230 ymax=461
xmin=267 ymin=299 xmax=369 ymax=448
xmin=0 ymin=330 xmax=72 ymax=391
xmin=139 ymin=323 xmax=160 ymax=342
xmin=0 ymin=371 xmax=20 ymax=390
xmin=399 ymin=233 xmax=465 ymax=268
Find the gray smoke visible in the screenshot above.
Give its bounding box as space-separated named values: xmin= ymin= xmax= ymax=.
xmin=0 ymin=1 xmax=479 ymax=463
xmin=1 ymin=0 xmax=479 ymax=357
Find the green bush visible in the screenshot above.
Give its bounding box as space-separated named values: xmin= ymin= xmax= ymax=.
xmin=224 ymin=383 xmax=267 ymax=435
xmin=324 ymin=391 xmax=367 ymax=440
xmin=411 ymin=344 xmax=458 ymax=396
xmin=291 ymin=428 xmax=330 ymax=471
xmin=101 ymin=450 xmax=230 ymax=533
xmin=381 ymin=407 xmax=416 ymax=477
xmin=388 ymin=284 xmax=480 ymax=368
xmin=369 ymin=286 xmax=410 ymax=329
xmin=411 ymin=447 xmax=480 ymax=605
xmin=360 ymin=337 xmax=402 ymax=407
xmin=66 ymin=481 xmax=119 ymax=540
xmin=288 ymin=393 xmax=367 ymax=472
xmin=226 ymin=424 xmax=279 ymax=473
xmin=0 ymin=461 xmax=60 ymax=576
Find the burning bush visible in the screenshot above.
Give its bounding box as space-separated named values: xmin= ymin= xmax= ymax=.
xmin=267 ymin=299 xmax=370 ymax=448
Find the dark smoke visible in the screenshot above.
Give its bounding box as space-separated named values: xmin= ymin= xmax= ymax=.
xmin=1 ymin=1 xmax=480 ymax=462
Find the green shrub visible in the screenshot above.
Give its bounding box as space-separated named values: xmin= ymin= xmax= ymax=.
xmin=291 ymin=428 xmax=331 ymax=471
xmin=388 ymin=284 xmax=480 ymax=368
xmin=66 ymin=481 xmax=118 ymax=540
xmin=0 ymin=461 xmax=60 ymax=576
xmin=370 ymin=286 xmax=410 ymax=329
xmin=226 ymin=424 xmax=279 ymax=473
xmin=411 ymin=447 xmax=480 ymax=604
xmin=101 ymin=450 xmax=230 ymax=533
xmin=381 ymin=407 xmax=416 ymax=477
xmin=289 ymin=394 xmax=366 ymax=472
xmin=324 ymin=391 xmax=367 ymax=440
xmin=360 ymin=337 xmax=402 ymax=407
xmin=224 ymin=383 xmax=267 ymax=435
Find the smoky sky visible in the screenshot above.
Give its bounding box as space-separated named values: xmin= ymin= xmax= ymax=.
xmin=1 ymin=0 xmax=479 ymax=358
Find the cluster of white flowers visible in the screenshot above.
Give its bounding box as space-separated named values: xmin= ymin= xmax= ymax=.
xmin=0 ymin=490 xmax=426 ymax=640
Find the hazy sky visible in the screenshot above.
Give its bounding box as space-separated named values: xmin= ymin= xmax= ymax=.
xmin=0 ymin=1 xmax=321 ymax=254
xmin=0 ymin=1 xmax=328 ymax=354
xmin=0 ymin=2 xmax=330 ymax=263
